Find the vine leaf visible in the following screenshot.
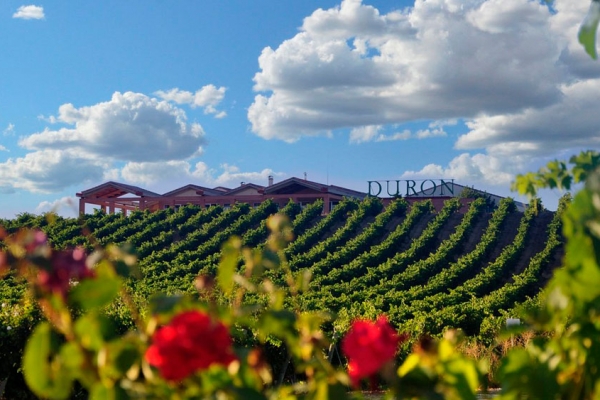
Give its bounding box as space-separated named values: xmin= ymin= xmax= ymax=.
xmin=579 ymin=0 xmax=600 ymax=59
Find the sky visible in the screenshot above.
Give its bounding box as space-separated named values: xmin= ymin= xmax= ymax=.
xmin=1 ymin=0 xmax=599 ymax=218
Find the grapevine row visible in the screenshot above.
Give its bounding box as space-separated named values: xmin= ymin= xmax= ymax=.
xmin=388 ymin=199 xmax=540 ymax=323
xmin=307 ymin=198 xmax=408 ymax=279
xmin=289 ymin=196 xmax=382 ymax=271
xmin=284 ymin=198 xmax=358 ymax=258
xmin=326 ymin=197 xmax=463 ymax=301
xmin=368 ymin=197 xmax=487 ymax=297
xmin=382 ymin=197 xmax=516 ymax=306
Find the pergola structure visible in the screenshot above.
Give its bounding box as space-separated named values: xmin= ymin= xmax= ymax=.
xmin=76 ymin=177 xmax=369 ymax=215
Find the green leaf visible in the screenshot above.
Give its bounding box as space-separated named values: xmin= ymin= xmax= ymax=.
xmin=511 ymin=172 xmax=540 ymax=197
xmin=75 ymin=313 xmax=116 ymax=351
xmin=219 ymin=236 xmax=241 ymax=296
xmin=89 ymin=383 xmax=129 ymax=400
xmin=70 ymin=276 xmax=121 ymax=310
xmin=571 ymin=150 xmax=600 ymax=183
xmin=579 ymin=0 xmax=600 ymax=60
xmin=499 ymin=348 xmax=559 ymax=399
xmin=257 ymin=310 xmax=297 ymax=344
xmin=58 ymin=342 xmax=85 ymax=374
xmin=98 ymin=339 xmax=141 ymax=382
xmin=23 ymin=322 xmax=74 ymax=400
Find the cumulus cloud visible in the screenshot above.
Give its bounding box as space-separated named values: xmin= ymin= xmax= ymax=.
xmin=13 ymin=5 xmax=44 ymax=20
xmin=121 ymin=160 xmax=197 ymax=185
xmin=401 ymin=153 xmax=519 ymax=186
xmin=0 ymin=150 xmax=107 ymax=193
xmin=0 ymin=146 xmax=7 ymax=152
xmin=35 ymin=197 xmax=77 ymax=216
xmin=0 ymin=85 xmax=282 ymax=197
xmin=249 ymin=0 xmax=571 ymax=141
xmin=466 ymin=0 xmax=548 ymax=34
xmin=247 ymin=0 xmax=600 ymax=165
xmin=245 ymin=0 xmax=600 ymax=196
xmin=0 ymin=90 xmax=223 ymax=193
xmin=457 ymin=79 xmax=600 ymax=155
xmin=155 ymin=85 xmax=227 ymax=117
xmin=20 ymin=92 xmax=205 ymax=162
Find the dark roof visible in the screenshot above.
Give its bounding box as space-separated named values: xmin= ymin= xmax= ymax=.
xmin=265 ymin=177 xmax=367 ymax=198
xmin=78 ymin=181 xmax=160 ymax=198
xmin=226 ymin=183 xmax=266 ymax=196
xmin=162 ymin=184 xmax=224 ymax=197
xmin=77 ymin=177 xmax=368 ymax=201
xmin=266 ymin=177 xmax=327 ymax=194
xmin=327 ymin=184 xmax=369 ymax=198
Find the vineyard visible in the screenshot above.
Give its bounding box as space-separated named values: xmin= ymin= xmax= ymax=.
xmin=0 ymin=194 xmax=566 ymax=341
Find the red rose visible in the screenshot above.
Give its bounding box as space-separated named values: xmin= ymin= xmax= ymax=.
xmin=341 ymin=316 xmax=400 ymax=387
xmin=145 ymin=310 xmax=236 ymax=381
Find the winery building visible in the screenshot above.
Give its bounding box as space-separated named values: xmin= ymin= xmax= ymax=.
xmin=76 ymin=177 xmax=369 ymax=215
xmin=77 ymin=177 xmax=524 ymax=215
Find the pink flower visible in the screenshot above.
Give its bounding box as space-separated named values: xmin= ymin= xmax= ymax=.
xmin=37 ymin=247 xmax=93 ymax=299
xmin=341 ymin=316 xmax=401 ymax=387
xmin=145 ymin=310 xmax=236 ymax=381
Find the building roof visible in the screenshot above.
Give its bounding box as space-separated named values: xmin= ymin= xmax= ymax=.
xmin=77 ymin=181 xmax=161 ymax=198
xmin=162 ymin=184 xmax=224 ymax=197
xmin=265 ymin=177 xmax=368 ymax=198
xmin=77 ymin=177 xmax=369 ymax=202
xmin=226 ymin=183 xmax=266 ymax=196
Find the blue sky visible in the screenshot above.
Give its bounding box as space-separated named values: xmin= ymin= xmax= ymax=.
xmin=0 ymin=0 xmax=598 ymax=218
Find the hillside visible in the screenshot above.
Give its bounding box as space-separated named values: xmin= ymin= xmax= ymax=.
xmin=0 ymin=194 xmax=565 ymax=337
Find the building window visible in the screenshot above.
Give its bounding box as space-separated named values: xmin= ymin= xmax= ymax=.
xmin=223 ymin=203 xmax=230 ymax=210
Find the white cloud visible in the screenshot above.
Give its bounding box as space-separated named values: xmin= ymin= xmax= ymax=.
xmin=0 ymin=91 xmax=218 ymax=193
xmin=103 ymin=169 xmax=121 ymax=181
xmin=20 ymin=92 xmax=205 ymax=162
xmin=401 ymin=153 xmax=518 ymax=186
xmin=120 ymin=160 xmax=283 ymax=188
xmin=13 ymin=5 xmax=44 ymax=20
xmin=210 ymin=163 xmax=283 ymax=186
xmin=466 ymin=0 xmax=548 ymax=34
xmin=35 ymin=197 xmax=77 ymax=216
xmin=415 ymin=128 xmax=445 ymax=139
xmin=349 ymin=120 xmax=451 ymax=143
xmin=247 ymin=0 xmax=600 ymax=161
xmin=456 ymin=79 xmax=600 ymax=156
xmin=0 ymin=150 xmax=107 ymax=193
xmin=0 ymin=146 xmax=7 ymax=152
xmin=349 ymin=125 xmax=382 ymax=143
xmin=415 ymin=119 xmax=454 ymax=139
xmin=3 ymin=124 xmax=15 ymax=136
xmin=376 ymin=130 xmax=412 ymax=142
xmin=121 ymin=160 xmax=195 ymax=185
xmin=155 ymin=85 xmax=227 ymax=117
